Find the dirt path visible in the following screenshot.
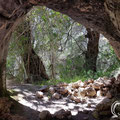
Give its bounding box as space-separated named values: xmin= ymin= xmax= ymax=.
xmin=7 ymin=81 xmax=107 ymax=120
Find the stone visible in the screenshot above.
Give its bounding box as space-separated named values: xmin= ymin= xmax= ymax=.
xmin=85 ymin=87 xmax=96 ymax=97
xmin=58 ymin=83 xmax=68 ymax=87
xmin=104 ymin=79 xmax=112 ymax=86
xmin=74 ymin=97 xmax=81 ymax=103
xmin=117 ymin=74 xmax=120 ymax=81
xmin=93 ymin=82 xmax=101 ymax=90
xmin=97 ymin=90 xmax=102 ymax=97
xmin=106 ymin=91 xmax=112 ymax=98
xmin=87 ymin=103 xmax=91 ymax=108
xmin=49 ymin=87 xmax=55 ymax=94
xmin=83 ymin=110 xmax=89 ymax=114
xmin=95 ymin=98 xmax=114 ymax=115
xmin=78 ymin=88 xmax=86 ymax=97
xmin=67 ymin=86 xmax=73 ymax=95
xmin=12 ymin=115 xmax=27 ymax=120
xmin=69 ymin=95 xmax=75 ymax=101
xmin=73 ymin=91 xmax=78 ymax=97
xmin=72 ymin=82 xmax=80 ymax=89
xmin=59 ymin=87 xmax=68 ymax=95
xmin=39 ymin=85 xmax=48 ymax=92
xmin=36 ymin=91 xmax=44 ymax=98
xmin=92 ymin=111 xmax=99 ymax=119
xmin=81 ymin=98 xmax=86 ymax=104
xmin=88 ymin=79 xmax=94 ymax=84
xmin=39 ymin=110 xmax=52 ymax=120
xmin=83 ymin=116 xmax=89 ymax=120
xmin=80 ymin=82 xmax=85 ymax=88
xmin=53 ymin=109 xmax=71 ymax=119
xmin=52 ymin=93 xmax=61 ymax=99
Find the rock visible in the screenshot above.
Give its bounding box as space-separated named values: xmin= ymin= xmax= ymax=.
xmin=88 ymin=79 xmax=94 ymax=84
xmin=67 ymin=86 xmax=73 ymax=95
xmin=58 ymin=83 xmax=68 ymax=87
xmin=87 ymin=103 xmax=91 ymax=108
xmin=36 ymin=91 xmax=44 ymax=98
xmin=59 ymin=87 xmax=68 ymax=95
xmin=12 ymin=115 xmax=27 ymax=120
xmin=99 ymin=110 xmax=111 ymax=116
xmin=39 ymin=110 xmax=52 ymax=120
xmin=110 ymin=77 xmax=116 ymax=84
xmin=85 ymin=87 xmax=96 ymax=97
xmin=117 ymin=74 xmax=120 ymax=81
xmin=74 ymin=97 xmax=81 ymax=103
xmin=83 ymin=110 xmax=89 ymax=114
xmin=52 ymin=93 xmax=61 ymax=99
xmin=78 ymin=88 xmax=86 ymax=97
xmin=92 ymin=111 xmax=99 ymax=119
xmin=39 ymin=85 xmax=48 ymax=92
xmin=43 ymin=96 xmax=49 ymax=101
xmin=80 ymin=82 xmax=86 ymax=88
xmin=100 ymin=87 xmax=109 ymax=96
xmin=93 ymin=82 xmax=101 ymax=90
xmin=73 ymin=91 xmax=78 ymax=97
xmin=0 ymin=98 xmax=12 ymax=114
xmin=81 ymin=98 xmax=86 ymax=104
xmin=49 ymin=87 xmax=55 ymax=94
xmin=106 ymin=91 xmax=112 ymax=98
xmin=97 ymin=90 xmax=102 ymax=97
xmin=95 ymin=98 xmax=115 ymax=117
xmin=72 ymin=82 xmax=80 ymax=89
xmin=69 ymin=95 xmax=75 ymax=101
xmin=53 ymin=109 xmax=71 ymax=119
xmin=104 ymin=79 xmax=112 ymax=87
xmin=83 ymin=116 xmax=89 ymax=120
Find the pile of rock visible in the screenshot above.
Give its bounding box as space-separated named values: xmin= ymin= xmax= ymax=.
xmin=36 ymin=75 xmax=120 ymax=103
xmin=36 ymin=74 xmax=120 ymax=120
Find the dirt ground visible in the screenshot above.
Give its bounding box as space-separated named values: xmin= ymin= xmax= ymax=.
xmin=7 ymin=79 xmax=111 ymax=120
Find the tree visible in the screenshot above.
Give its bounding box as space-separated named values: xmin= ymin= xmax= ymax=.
xmin=0 ymin=0 xmax=120 ymax=97
xmin=15 ymin=20 xmax=49 ymax=82
xmin=85 ymin=28 xmax=100 ymax=72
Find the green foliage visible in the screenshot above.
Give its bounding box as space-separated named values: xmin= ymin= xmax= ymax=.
xmin=7 ymin=6 xmax=120 ymax=85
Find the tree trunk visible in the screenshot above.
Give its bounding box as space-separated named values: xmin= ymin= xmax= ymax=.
xmin=0 ymin=33 xmax=12 ymax=97
xmin=23 ymin=48 xmax=49 ymax=82
xmin=16 ymin=20 xmax=49 ymax=82
xmin=85 ymin=28 xmax=100 ymax=72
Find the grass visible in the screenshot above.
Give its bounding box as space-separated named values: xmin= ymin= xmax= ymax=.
xmin=34 ymin=66 xmax=119 ymax=87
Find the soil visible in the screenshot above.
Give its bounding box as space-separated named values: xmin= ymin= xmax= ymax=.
xmin=7 ymin=79 xmax=109 ymax=120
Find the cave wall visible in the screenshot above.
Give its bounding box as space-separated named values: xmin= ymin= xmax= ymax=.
xmin=0 ymin=0 xmax=120 ymax=96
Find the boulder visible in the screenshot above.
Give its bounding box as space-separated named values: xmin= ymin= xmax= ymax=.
xmin=52 ymin=93 xmax=61 ymax=99
xmin=78 ymin=88 xmax=86 ymax=97
xmin=67 ymin=86 xmax=73 ymax=95
xmin=53 ymin=109 xmax=71 ymax=120
xmin=74 ymin=97 xmax=81 ymax=103
xmin=106 ymin=91 xmax=112 ymax=99
xmin=49 ymin=87 xmax=55 ymax=94
xmin=59 ymin=87 xmax=68 ymax=95
xmin=87 ymin=79 xmax=94 ymax=84
xmin=71 ymin=82 xmax=80 ymax=89
xmin=93 ymin=82 xmax=101 ymax=90
xmin=58 ymin=83 xmax=68 ymax=87
xmin=36 ymin=91 xmax=44 ymax=98
xmin=97 ymin=90 xmax=102 ymax=97
xmin=39 ymin=110 xmax=52 ymax=120
xmin=73 ymin=90 xmax=78 ymax=97
xmin=85 ymin=87 xmax=96 ymax=97
xmin=39 ymin=85 xmax=48 ymax=92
